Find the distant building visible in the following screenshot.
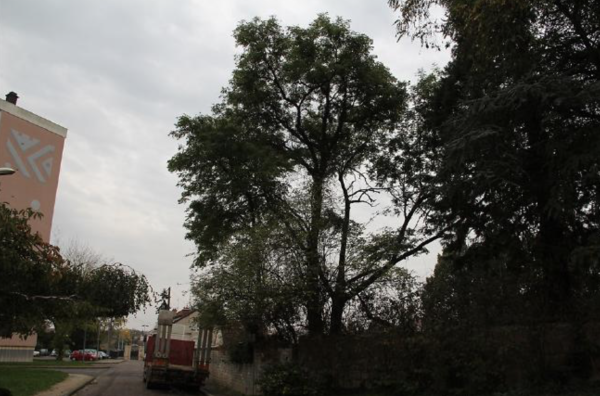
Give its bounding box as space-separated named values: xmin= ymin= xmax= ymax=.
xmin=0 ymin=91 xmax=68 ymax=362
xmin=148 ymin=307 xmax=222 ymax=348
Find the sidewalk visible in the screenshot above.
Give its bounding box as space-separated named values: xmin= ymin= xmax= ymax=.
xmin=34 ymin=374 xmax=93 ymax=396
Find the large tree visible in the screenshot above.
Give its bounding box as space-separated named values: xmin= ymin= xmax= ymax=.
xmin=170 ymin=15 xmax=441 ymax=336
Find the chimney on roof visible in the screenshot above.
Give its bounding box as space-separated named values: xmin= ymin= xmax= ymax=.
xmin=5 ymin=92 xmax=18 ymax=105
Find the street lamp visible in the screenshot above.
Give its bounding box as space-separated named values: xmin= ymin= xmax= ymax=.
xmin=0 ymin=167 xmax=16 ymax=176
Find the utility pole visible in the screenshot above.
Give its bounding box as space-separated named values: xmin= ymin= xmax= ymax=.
xmin=97 ymin=320 xmax=101 ymax=353
xmin=83 ymin=328 xmax=87 ymax=352
xmin=107 ymin=319 xmax=113 ymax=358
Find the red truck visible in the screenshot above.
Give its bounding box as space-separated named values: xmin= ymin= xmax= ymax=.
xmin=143 ymin=310 xmax=213 ymax=390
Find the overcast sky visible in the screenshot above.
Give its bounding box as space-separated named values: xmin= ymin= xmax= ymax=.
xmin=0 ymin=0 xmax=450 ymax=329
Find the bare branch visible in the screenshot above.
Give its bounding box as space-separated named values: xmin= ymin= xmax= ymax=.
xmin=3 ymin=291 xmax=78 ymax=302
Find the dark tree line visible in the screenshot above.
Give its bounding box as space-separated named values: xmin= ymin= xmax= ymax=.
xmin=389 ymin=0 xmax=600 ymax=323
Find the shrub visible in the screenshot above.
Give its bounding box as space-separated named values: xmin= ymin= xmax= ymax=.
xmin=258 ymin=363 xmax=322 ymax=396
xmin=228 ymin=341 xmax=254 ymax=364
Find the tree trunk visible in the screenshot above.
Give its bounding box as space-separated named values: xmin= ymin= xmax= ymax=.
xmin=330 ymin=172 xmax=351 ymax=335
xmin=330 ymin=296 xmax=347 ymax=335
xmin=306 ymin=175 xmax=325 ymax=335
xmin=526 ymin=109 xmax=571 ymax=319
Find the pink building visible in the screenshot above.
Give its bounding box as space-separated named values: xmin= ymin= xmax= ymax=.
xmin=0 ymin=92 xmax=68 ymax=361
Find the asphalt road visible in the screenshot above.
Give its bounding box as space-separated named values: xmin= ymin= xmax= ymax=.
xmin=67 ymin=360 xmax=199 ymax=396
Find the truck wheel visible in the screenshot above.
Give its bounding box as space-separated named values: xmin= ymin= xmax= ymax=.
xmin=145 ymin=379 xmax=155 ymax=390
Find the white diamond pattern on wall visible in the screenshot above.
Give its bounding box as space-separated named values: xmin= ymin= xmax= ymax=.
xmin=6 ymin=128 xmax=55 ymax=183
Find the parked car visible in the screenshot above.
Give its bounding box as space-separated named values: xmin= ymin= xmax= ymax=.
xmin=33 ymin=350 xmax=40 ymax=357
xmin=70 ymin=350 xmax=98 ymax=361
xmin=98 ymin=351 xmax=110 ymax=359
xmin=49 ymin=349 xmax=70 ymax=358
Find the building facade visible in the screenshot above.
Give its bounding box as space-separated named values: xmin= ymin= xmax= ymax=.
xmin=0 ymin=92 xmax=68 ymax=361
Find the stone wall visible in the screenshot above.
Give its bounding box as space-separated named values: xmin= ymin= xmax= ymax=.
xmin=206 ymin=323 xmax=600 ymax=395
xmin=297 ymin=334 xmax=418 ymax=390
xmin=207 ymin=348 xmax=261 ymax=395
xmin=207 ymin=343 xmax=292 ymax=395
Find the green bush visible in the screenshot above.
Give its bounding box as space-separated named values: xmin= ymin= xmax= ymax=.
xmin=258 ymin=363 xmax=322 ymax=396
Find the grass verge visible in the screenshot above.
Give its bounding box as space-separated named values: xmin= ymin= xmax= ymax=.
xmin=0 ymin=368 xmax=67 ymax=396
xmin=0 ymin=360 xmax=90 ymax=367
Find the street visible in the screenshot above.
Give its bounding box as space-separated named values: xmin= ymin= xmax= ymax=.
xmin=63 ymin=360 xmax=200 ymax=396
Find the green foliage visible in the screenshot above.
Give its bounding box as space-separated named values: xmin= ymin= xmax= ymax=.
xmin=0 ymin=202 xmax=152 ymax=337
xmin=51 ymin=321 xmax=73 ymax=361
xmin=192 ymin=222 xmax=305 ymax=342
xmin=258 ymin=363 xmax=323 ymax=396
xmin=0 ymin=204 xmax=78 ymax=337
xmin=84 ymin=263 xmax=152 ymax=318
xmin=171 ymin=14 xmax=444 ymax=338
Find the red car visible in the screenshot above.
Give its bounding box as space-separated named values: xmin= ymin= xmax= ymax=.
xmin=70 ymin=350 xmax=98 ymax=361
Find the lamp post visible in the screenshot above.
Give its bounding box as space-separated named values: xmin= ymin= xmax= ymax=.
xmin=0 ymin=167 xmax=16 ymax=176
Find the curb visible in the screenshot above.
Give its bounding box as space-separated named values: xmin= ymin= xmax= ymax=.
xmin=35 ymin=373 xmax=94 ymax=396
xmin=64 ymin=374 xmax=95 ymax=396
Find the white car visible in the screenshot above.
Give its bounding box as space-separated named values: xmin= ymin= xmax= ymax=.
xmin=33 ymin=350 xmax=40 ymax=357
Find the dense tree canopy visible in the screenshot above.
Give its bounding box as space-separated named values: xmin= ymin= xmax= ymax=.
xmin=383 ymin=0 xmax=600 ymax=390
xmin=390 ymin=0 xmax=600 ymax=319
